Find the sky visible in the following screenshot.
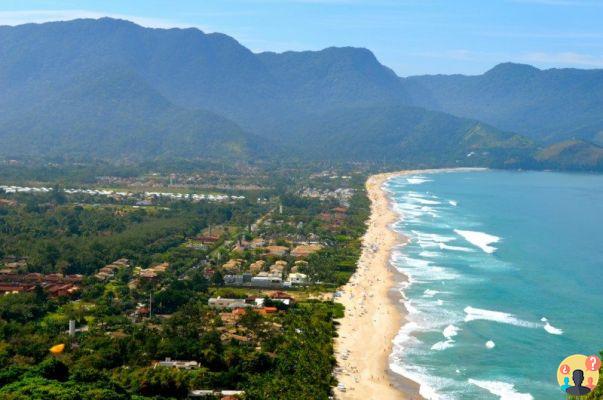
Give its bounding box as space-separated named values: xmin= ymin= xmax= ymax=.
xmin=0 ymin=0 xmax=602 ymax=76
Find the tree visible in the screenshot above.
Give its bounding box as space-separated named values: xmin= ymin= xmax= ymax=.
xmin=211 ymin=271 xmax=225 ymax=287
xmin=37 ymin=358 xmax=70 ymax=382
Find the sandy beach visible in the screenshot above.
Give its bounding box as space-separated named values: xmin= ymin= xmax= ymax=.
xmin=334 ymin=171 xmax=421 ymax=400
xmin=334 ymin=168 xmax=487 ymax=399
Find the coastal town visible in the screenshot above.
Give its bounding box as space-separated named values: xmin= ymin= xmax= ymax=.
xmin=0 ymin=162 xmax=371 ymax=399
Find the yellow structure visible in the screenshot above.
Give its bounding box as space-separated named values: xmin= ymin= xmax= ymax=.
xmin=50 ymin=343 xmax=65 ymax=355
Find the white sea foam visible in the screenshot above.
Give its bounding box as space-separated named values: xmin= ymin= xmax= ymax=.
xmin=392 ymin=321 xmax=421 ymax=348
xmin=443 ymin=324 xmax=460 ymax=338
xmin=414 ymin=198 xmax=441 ymax=205
xmin=431 ymin=325 xmax=461 ymax=351
xmin=468 ymin=379 xmax=533 ymax=400
xmin=423 ymin=289 xmax=440 ymax=298
xmin=436 ymin=299 xmax=444 ymax=306
xmin=448 ymin=200 xmax=458 ymax=206
xmin=394 ymin=257 xmax=460 ymax=281
xmin=454 ymin=229 xmax=501 ymax=253
xmin=417 ymin=240 xmax=440 ymax=249
xmin=541 ymin=317 xmax=564 ymax=335
xmin=438 ymin=243 xmax=474 ymax=252
xmin=397 ymin=256 xmax=431 ymax=268
xmin=412 ymin=231 xmax=455 ymax=242
xmin=431 ymin=340 xmax=455 ymax=351
xmin=419 ymin=251 xmax=440 ymax=258
xmin=407 ymin=176 xmax=432 ymax=185
xmin=464 ymin=306 xmax=540 ymax=328
xmin=404 ymin=300 xmax=419 ymax=315
xmin=486 ymin=340 xmax=496 ymax=349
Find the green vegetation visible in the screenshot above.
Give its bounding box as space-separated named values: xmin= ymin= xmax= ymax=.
xmin=402 ymin=62 xmax=603 ymax=146
xmin=535 ymin=140 xmax=603 ymax=171
xmin=0 ymin=191 xmax=262 ymax=275
xmin=0 ymin=18 xmax=601 ymax=170
xmin=0 ymin=165 xmax=369 ymax=399
xmin=278 ymin=105 xmax=534 ymax=168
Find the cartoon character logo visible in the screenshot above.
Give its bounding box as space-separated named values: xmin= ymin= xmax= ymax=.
xmin=557 ymin=354 xmax=600 ymax=396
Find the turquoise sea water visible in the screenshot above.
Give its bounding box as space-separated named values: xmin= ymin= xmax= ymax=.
xmin=386 ymin=170 xmax=603 ymax=400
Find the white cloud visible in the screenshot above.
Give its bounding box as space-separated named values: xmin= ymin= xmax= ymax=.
xmin=0 ymin=9 xmax=208 ymax=31
xmin=519 ymin=51 xmax=603 ymax=67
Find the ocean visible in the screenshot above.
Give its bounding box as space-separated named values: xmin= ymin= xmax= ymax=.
xmin=385 ymin=170 xmax=603 ymax=400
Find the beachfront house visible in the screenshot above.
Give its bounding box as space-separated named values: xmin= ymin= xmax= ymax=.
xmin=208 ymin=297 xmax=252 ymax=309
xmin=154 ymin=357 xmax=199 ymax=369
xmin=250 ymin=271 xmax=282 ymax=287
xmin=286 ymin=272 xmax=308 ymax=285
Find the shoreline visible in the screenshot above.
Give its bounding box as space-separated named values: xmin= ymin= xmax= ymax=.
xmin=334 ymin=171 xmax=420 ymax=400
xmin=334 ymin=168 xmax=483 ymax=399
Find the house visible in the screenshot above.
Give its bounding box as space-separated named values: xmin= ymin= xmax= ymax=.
xmin=195 ymin=235 xmax=220 ymax=245
xmin=290 ymin=260 xmax=308 ymax=273
xmin=220 ymin=307 xmax=247 ymax=325
xmin=65 ymin=274 xmax=84 ymax=283
xmin=151 ymin=262 xmax=169 ymax=273
xmin=46 ymin=284 xmax=80 ymax=297
xmin=250 ymin=272 xmax=282 ymax=287
xmin=23 ymin=273 xmax=43 ymax=282
xmin=137 ymin=262 xmax=170 ymax=280
xmin=135 ymin=306 xmax=151 ymax=316
xmin=291 ymin=244 xmax=323 ymax=258
xmin=221 ymin=259 xmax=243 ymax=273
xmin=265 ymin=245 xmax=289 ymax=257
xmin=224 ymin=274 xmax=244 ymax=285
xmin=113 ymin=258 xmax=130 ymax=267
xmin=95 ymin=271 xmax=113 ymax=281
xmin=286 ymin=272 xmax=308 ymax=285
xmin=139 ymin=270 xmax=158 ymax=280
xmin=249 ymin=238 xmax=266 ymax=249
xmin=95 ymin=259 xmax=130 ymax=281
xmin=259 ymin=306 xmax=278 ymax=314
xmin=269 ymin=260 xmax=287 ymax=274
xmin=3 ymin=259 xmax=27 ymax=271
xmin=0 ymin=284 xmax=30 ymax=295
xmin=154 ymin=357 xmax=199 ymax=369
xmin=270 ymin=291 xmax=290 ymax=299
xmin=0 ymin=273 xmax=80 ymax=297
xmin=189 ymin=390 xmax=245 ymax=398
xmin=249 ymin=260 xmax=265 ymax=275
xmin=208 ymin=297 xmax=252 ymax=309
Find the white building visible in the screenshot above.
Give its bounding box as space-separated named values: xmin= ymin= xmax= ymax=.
xmin=287 ymin=272 xmax=308 ymax=285
xmin=208 ymin=297 xmax=250 ymax=309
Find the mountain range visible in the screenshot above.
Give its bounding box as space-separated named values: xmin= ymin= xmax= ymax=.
xmin=0 ymin=17 xmax=601 ymax=170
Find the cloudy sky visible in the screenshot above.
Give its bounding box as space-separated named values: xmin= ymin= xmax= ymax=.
xmin=0 ymin=0 xmax=602 ymax=76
